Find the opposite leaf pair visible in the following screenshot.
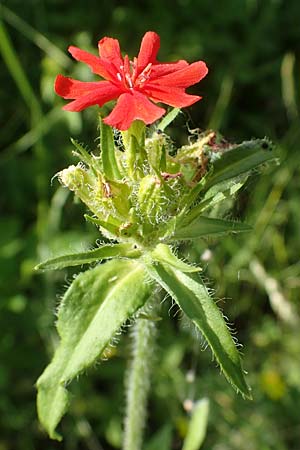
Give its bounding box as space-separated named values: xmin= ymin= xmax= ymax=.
xmin=37 ymin=244 xmax=249 ymax=441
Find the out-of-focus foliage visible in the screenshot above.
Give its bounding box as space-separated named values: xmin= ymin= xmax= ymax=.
xmin=0 ymin=0 xmax=299 ymax=449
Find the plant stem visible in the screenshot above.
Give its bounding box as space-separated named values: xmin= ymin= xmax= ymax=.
xmin=123 ymin=301 xmax=158 ymax=450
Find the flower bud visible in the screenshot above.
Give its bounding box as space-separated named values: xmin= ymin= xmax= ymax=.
xmin=59 ymin=165 xmax=97 ymax=203
xmin=102 ymin=180 xmax=132 ymax=219
xmin=59 ymin=165 xmax=86 ymax=191
xmin=137 ymin=175 xmax=166 ymax=223
xmin=146 ymin=131 xmax=168 ymax=172
xmin=59 ymin=165 xmax=105 ymax=219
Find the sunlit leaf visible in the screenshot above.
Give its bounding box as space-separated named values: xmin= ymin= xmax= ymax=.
xmin=37 ymin=259 xmax=151 ymax=440
xmin=99 ymin=116 xmax=122 ymax=180
xmin=151 ymin=244 xmax=201 ymax=272
xmin=182 ymin=180 xmax=245 ymax=224
xmin=35 ymin=242 xmax=141 ymax=271
xmin=205 ymin=139 xmax=275 ymax=189
xmin=146 ymin=261 xmax=251 ymax=397
xmin=170 ymin=216 xmax=251 ymax=241
xmin=157 ymin=107 xmax=181 ymax=131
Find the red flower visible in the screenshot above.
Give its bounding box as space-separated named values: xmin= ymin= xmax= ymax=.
xmin=55 ymin=31 xmax=208 ymax=130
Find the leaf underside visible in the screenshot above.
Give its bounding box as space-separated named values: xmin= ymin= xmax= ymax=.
xmin=37 ymin=259 xmax=151 ymax=440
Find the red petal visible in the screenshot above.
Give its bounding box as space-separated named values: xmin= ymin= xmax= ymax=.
xmin=154 ymin=61 xmax=208 ymax=88
xmin=144 ymin=84 xmax=201 ymax=108
xmin=136 ymin=31 xmax=160 ymax=73
xmin=103 ymin=92 xmax=165 ymax=130
xmin=68 ymin=46 xmax=112 ymax=79
xmin=150 ymin=60 xmax=188 ymax=79
xmin=98 ymin=37 xmax=123 ymax=71
xmin=55 ymin=74 xmax=108 ymax=99
xmin=60 ymin=83 xmax=123 ymax=112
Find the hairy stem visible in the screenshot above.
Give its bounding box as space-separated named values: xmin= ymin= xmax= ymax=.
xmin=123 ymin=301 xmax=158 ymax=450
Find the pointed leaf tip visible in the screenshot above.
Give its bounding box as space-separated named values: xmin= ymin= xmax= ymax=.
xmin=146 ymin=262 xmax=250 ymax=397
xmin=171 ymin=216 xmax=252 ymax=241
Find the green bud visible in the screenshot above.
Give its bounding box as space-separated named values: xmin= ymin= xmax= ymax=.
xmin=59 ymin=166 xmax=131 ymax=229
xmin=59 ymin=165 xmax=86 ymax=191
xmin=58 ymin=165 xmax=97 ymax=204
xmin=102 ymin=180 xmax=132 ymax=218
xmin=146 ymin=132 xmax=168 ymax=172
xmin=137 ymin=175 xmax=166 ymax=223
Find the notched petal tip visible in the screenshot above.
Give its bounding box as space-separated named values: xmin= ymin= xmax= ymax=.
xmin=98 ymin=36 xmax=123 ymax=66
xmin=67 ymin=45 xmax=111 ymax=79
xmin=154 ymin=60 xmax=209 ymax=88
xmin=54 ymin=74 xmax=71 ymax=97
xmin=67 ymin=45 xmax=94 ymax=61
xmin=137 ymin=30 xmax=161 ymax=71
xmin=68 ymin=45 xmax=77 ymax=55
xmin=198 ymin=60 xmax=209 ymax=79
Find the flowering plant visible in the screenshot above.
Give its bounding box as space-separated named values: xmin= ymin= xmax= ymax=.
xmin=55 ymin=31 xmax=208 ymax=129
xmin=36 ymin=31 xmax=275 ymax=448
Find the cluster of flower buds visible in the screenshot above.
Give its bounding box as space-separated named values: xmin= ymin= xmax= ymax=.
xmin=58 ymin=118 xmax=227 ymax=246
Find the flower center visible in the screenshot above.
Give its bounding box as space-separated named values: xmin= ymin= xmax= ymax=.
xmin=117 ymin=56 xmax=152 ymax=91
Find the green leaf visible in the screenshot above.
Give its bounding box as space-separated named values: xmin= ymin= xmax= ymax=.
xmin=170 ymin=216 xmax=252 ymax=241
xmin=99 ymin=116 xmax=122 ymax=180
xmin=157 ymin=107 xmax=181 ymax=131
xmin=70 ymin=138 xmax=96 ymax=168
xmin=84 ymin=214 xmax=120 ymax=236
xmin=37 ymin=259 xmax=151 ymax=440
xmin=179 ymin=176 xmax=207 ymax=214
xmin=182 ymin=398 xmax=209 ymax=450
xmin=35 ymin=243 xmax=141 ymax=271
xmin=151 ymin=244 xmax=201 ymax=273
xmin=70 ymin=138 xmax=104 ymax=178
xmin=146 ymin=262 xmax=250 ymax=397
xmin=205 ymin=139 xmax=275 ymax=189
xmin=182 ymin=179 xmax=245 ymax=225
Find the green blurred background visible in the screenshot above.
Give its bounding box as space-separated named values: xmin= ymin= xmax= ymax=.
xmin=1 ymin=0 xmax=300 ymax=449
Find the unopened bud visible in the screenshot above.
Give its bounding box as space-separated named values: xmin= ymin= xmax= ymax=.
xmin=146 ymin=132 xmax=168 ymax=172
xmin=58 ymin=165 xmax=97 ymax=212
xmin=137 ymin=175 xmax=164 ymax=221
xmin=59 ymin=165 xmax=88 ymax=191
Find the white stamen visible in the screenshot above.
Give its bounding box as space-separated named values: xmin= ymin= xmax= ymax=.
xmin=125 ymin=73 xmax=133 ymax=89
xmin=136 ymin=62 xmax=152 ymax=86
